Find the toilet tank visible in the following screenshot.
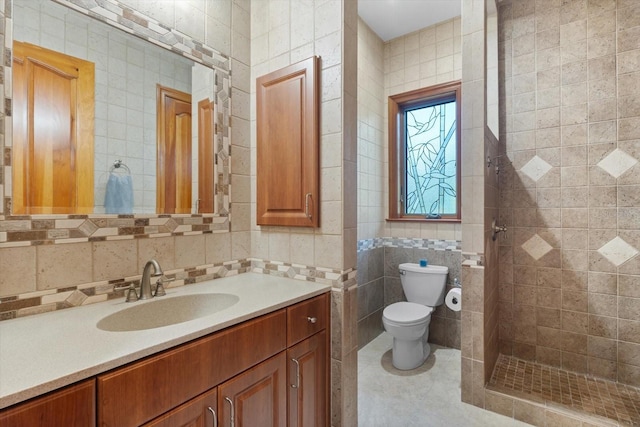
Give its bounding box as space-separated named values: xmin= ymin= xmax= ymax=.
xmin=399 ymin=263 xmax=449 ymax=307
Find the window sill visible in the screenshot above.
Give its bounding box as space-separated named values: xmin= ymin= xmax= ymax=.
xmin=386 ymin=217 xmax=461 ymax=224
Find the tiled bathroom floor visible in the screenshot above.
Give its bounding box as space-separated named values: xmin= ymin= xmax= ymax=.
xmin=358 ymin=333 xmax=530 ymax=426
xmin=490 ymin=354 xmax=640 ymax=426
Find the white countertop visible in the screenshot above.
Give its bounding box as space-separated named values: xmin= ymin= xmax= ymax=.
xmin=0 ymin=273 xmax=331 ymax=409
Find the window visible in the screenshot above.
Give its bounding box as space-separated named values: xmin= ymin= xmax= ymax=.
xmin=388 ymin=81 xmax=461 ymax=221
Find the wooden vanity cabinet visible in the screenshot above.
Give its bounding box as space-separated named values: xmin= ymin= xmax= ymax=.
xmin=0 ymin=380 xmax=95 ymax=427
xmin=286 ymin=293 xmax=329 ymax=427
xmin=0 ymin=292 xmax=329 ymax=427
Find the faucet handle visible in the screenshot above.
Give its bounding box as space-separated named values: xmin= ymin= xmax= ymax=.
xmin=154 ymin=276 xmax=174 ymax=297
xmin=114 ymin=283 xmax=139 ymax=302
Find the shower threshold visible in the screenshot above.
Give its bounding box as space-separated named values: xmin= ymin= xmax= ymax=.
xmin=489 ymin=354 xmax=640 ymax=426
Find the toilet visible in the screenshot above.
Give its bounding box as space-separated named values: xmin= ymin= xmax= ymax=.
xmin=382 ymin=263 xmax=449 ymax=370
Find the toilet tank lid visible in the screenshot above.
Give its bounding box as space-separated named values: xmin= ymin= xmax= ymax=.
xmin=399 ymin=263 xmax=448 ymax=274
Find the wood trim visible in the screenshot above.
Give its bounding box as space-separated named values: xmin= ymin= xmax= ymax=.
xmin=388 ymin=80 xmax=462 ymax=221
xmin=198 ymin=98 xmax=215 ymax=213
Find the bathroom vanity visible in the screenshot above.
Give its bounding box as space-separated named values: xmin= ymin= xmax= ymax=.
xmin=0 ymin=274 xmax=331 ymax=426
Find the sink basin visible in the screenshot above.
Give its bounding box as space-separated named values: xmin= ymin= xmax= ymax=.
xmin=97 ymin=293 xmax=239 ymax=332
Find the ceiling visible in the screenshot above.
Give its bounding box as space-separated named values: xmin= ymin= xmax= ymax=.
xmin=358 ymin=0 xmax=462 ymax=42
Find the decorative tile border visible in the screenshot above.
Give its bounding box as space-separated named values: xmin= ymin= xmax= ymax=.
xmin=0 ymin=0 xmax=232 ymax=239
xmin=250 ymin=258 xmax=357 ymax=289
xmin=0 ymin=258 xmax=357 ymax=320
xmin=357 ymin=237 xmax=462 ymax=252
xmin=0 ymin=214 xmax=229 ymax=248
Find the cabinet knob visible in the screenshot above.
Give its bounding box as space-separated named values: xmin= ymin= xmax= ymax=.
xmin=307 ymin=316 xmax=317 ymax=324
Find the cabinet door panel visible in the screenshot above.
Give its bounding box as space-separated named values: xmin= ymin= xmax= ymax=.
xmin=256 ymin=56 xmax=319 ymax=227
xmin=219 ymin=353 xmax=287 ymax=427
xmin=98 ymin=310 xmax=286 ymax=427
xmin=288 ymin=331 xmax=328 ymax=427
xmin=143 ymin=388 xmax=217 ymax=427
xmin=0 ymin=380 xmax=95 ymax=427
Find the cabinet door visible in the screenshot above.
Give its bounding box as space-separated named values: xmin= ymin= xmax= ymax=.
xmin=0 ymin=380 xmax=95 ymax=427
xmin=256 ymin=56 xmax=320 ymax=227
xmin=143 ymin=388 xmax=217 ymax=427
xmin=287 ymin=331 xmax=328 ymax=427
xmin=98 ymin=310 xmax=285 ymax=427
xmin=218 ymin=352 xmax=287 ymax=427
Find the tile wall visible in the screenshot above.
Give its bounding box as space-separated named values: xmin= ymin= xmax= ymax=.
xmin=498 ymin=0 xmax=640 ymax=387
xmin=249 ymin=1 xmax=359 ymax=425
xmin=382 ymin=17 xmax=464 ymax=244
xmin=0 ymin=0 xmax=249 ymax=305
xmin=357 ymin=18 xmax=385 ymax=241
xmin=357 ymin=238 xmax=463 ymax=349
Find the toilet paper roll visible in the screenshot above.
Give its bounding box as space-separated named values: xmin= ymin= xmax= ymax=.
xmin=445 ymin=288 xmax=462 ymax=312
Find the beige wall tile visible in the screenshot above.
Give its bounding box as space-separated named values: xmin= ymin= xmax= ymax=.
xmin=175 ymin=235 xmax=206 ymax=268
xmin=0 ymin=246 xmax=36 ymax=296
xmin=138 ymin=237 xmax=175 ymax=271
xmin=92 ymin=240 xmax=138 ymax=281
xmin=37 ymin=243 xmax=93 ymax=291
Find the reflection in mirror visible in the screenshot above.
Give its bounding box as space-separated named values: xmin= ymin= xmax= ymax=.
xmin=13 ymin=0 xmax=217 ymax=215
xmin=486 ymin=0 xmax=499 ymax=139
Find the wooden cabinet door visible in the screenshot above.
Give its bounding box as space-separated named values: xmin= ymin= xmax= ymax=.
xmin=218 ymin=352 xmax=287 ymax=427
xmin=0 ymin=380 xmax=95 ymax=427
xmin=143 ymin=388 xmax=217 ymax=427
xmin=256 ymin=56 xmax=319 ymax=227
xmin=287 ymin=331 xmax=328 ymax=427
xmin=12 ymin=41 xmax=95 ymax=214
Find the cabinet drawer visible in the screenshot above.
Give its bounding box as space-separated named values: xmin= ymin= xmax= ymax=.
xmin=287 ymin=293 xmax=328 ymax=346
xmin=98 ymin=309 xmax=286 ymax=427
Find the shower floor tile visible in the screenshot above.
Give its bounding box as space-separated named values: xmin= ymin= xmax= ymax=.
xmin=489 ymin=354 xmax=640 ymax=426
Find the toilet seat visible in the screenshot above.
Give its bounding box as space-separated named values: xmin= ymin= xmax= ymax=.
xmin=383 ymin=302 xmax=433 ymax=327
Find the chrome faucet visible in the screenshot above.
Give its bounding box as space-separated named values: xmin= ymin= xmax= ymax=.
xmin=139 ymin=259 xmax=163 ymax=300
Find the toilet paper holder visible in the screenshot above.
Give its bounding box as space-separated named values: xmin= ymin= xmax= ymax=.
xmin=453 ymin=278 xmax=461 ymax=288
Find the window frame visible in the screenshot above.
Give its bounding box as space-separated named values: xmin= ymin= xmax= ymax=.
xmin=388 ymin=81 xmax=462 ymax=222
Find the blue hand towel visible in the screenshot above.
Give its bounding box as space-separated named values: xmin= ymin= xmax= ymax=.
xmin=104 ymin=174 xmax=134 ymax=214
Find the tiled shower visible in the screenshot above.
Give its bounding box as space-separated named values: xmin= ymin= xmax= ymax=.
xmin=498 ymin=0 xmax=640 ymax=387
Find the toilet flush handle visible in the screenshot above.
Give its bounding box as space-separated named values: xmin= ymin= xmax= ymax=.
xmin=399 ymin=269 xmax=406 ymax=275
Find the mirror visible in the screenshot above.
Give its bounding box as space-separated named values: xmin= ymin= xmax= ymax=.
xmin=486 ymin=0 xmax=499 ymax=139
xmin=10 ymin=0 xmax=230 ymax=216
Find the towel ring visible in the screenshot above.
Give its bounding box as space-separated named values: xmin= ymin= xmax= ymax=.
xmin=110 ymin=159 xmax=131 ymax=174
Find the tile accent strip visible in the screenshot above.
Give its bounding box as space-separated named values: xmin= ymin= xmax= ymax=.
xmin=357 ymin=237 xmax=462 ymax=252
xmin=0 ymin=258 xmax=355 ymax=321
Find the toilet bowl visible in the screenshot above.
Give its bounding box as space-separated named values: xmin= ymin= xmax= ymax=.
xmin=382 ymin=263 xmax=448 ymax=370
xmin=382 ymin=302 xmax=433 ymax=370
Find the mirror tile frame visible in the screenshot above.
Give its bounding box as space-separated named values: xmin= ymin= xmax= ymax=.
xmin=0 ymin=0 xmax=232 ymax=247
